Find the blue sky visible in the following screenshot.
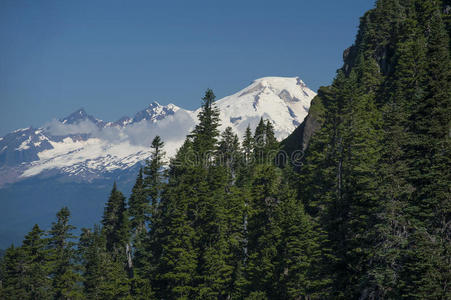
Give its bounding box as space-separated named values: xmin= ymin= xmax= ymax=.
xmin=0 ymin=0 xmax=375 ymax=135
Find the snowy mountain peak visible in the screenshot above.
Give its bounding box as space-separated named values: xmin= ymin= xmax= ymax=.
xmin=242 ymin=76 xmax=313 ymax=102
xmin=59 ymin=108 xmax=106 ymax=128
xmin=215 ymin=76 xmax=316 ymax=139
xmin=149 ymin=101 xmax=161 ymax=107
xmin=0 ymin=76 xmax=316 ymax=185
xmin=60 ymin=108 xmax=88 ymax=124
xmin=132 ymin=102 xmax=180 ymax=123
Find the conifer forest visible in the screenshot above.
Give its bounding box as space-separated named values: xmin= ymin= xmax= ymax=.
xmin=1 ymin=0 xmax=450 ymax=299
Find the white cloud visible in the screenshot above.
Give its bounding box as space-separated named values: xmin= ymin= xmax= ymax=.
xmin=43 ymin=109 xmax=197 ymax=148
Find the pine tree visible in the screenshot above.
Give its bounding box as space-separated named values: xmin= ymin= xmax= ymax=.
xmin=78 ymin=226 xmax=131 ymax=299
xmin=154 ymin=141 xmax=198 ymax=299
xmin=102 ymin=183 xmax=130 ymax=265
xmin=129 ymin=168 xmax=147 ymax=237
xmin=156 ymin=183 xmax=198 ymax=299
xmin=48 ymin=207 xmax=82 ymax=299
xmin=0 ymin=245 xmax=29 ymax=299
xmin=127 ymin=168 xmax=149 ymax=286
xmin=276 ymin=180 xmax=323 ymax=299
xmin=134 ymin=136 xmax=167 ymax=297
xmin=367 ymin=10 xmax=426 ymax=297
xmin=144 ymin=135 xmax=166 ymax=213
xmin=264 ymin=120 xmax=279 ymax=161
xmin=217 ymin=126 xmax=240 ymax=176
xmin=236 ymin=125 xmax=255 ymax=188
xmin=245 ymin=165 xmax=282 ymax=298
xmin=0 ymin=225 xmax=52 ymax=299
xmin=401 ymin=1 xmax=451 ymax=297
xmin=253 ymin=118 xmax=266 ymax=164
xmin=191 ymin=88 xmax=221 ymax=159
xmin=242 ymin=125 xmax=254 ymax=164
xmin=21 ymin=224 xmax=52 ymax=299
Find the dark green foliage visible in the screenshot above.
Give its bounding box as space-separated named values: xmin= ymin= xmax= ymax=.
xmin=0 ymin=225 xmax=52 ymax=299
xmin=48 ymin=207 xmax=82 ymax=299
xmin=102 ymin=183 xmax=130 ymax=260
xmin=78 ymin=226 xmax=131 ymax=299
xmin=20 ymin=224 xmax=52 ymax=299
xmin=0 ymin=245 xmax=29 ymax=299
xmin=292 ymin=0 xmax=451 ymax=298
xmin=217 ymin=126 xmax=240 ymax=174
xmin=253 ymin=118 xmax=279 ymax=165
xmin=191 ymin=88 xmax=221 ymax=157
xmin=128 ymin=168 xmax=147 ymax=236
xmin=128 ymin=168 xmax=150 ymax=287
xmin=4 ymin=1 xmax=450 ymax=298
xmin=144 ymin=135 xmax=166 ymax=212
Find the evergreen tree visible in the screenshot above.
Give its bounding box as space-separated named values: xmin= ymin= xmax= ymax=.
xmin=253 ymin=118 xmax=279 ymax=165
xmin=0 ymin=226 xmax=52 ymax=299
xmin=276 ymin=181 xmax=323 ymax=299
xmin=21 ymin=224 xmax=52 ymax=299
xmin=144 ymin=135 xmax=166 ymax=213
xmin=242 ymin=125 xmax=254 ymax=165
xmin=135 ymin=136 xmax=167 ymax=297
xmin=245 ymin=165 xmax=282 ymax=298
xmin=191 ymin=88 xmax=221 ymax=158
xmin=401 ymin=1 xmax=451 ymax=297
xmin=264 ymin=120 xmax=279 ymax=159
xmin=368 ymin=11 xmax=426 ymax=297
xmin=48 ymin=207 xmax=82 ymax=299
xmin=154 ymin=140 xmax=198 ymax=299
xmin=102 ymin=183 xmax=130 ymax=265
xmin=253 ymin=118 xmax=266 ymax=164
xmin=0 ymin=245 xmax=29 ymax=299
xmin=128 ymin=168 xmax=147 ymax=237
xmin=217 ymin=126 xmax=240 ymax=175
xmin=127 ymin=168 xmax=149 ymax=286
xmin=78 ymin=226 xmax=131 ymax=299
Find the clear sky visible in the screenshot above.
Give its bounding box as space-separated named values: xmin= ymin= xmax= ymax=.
xmin=0 ymin=0 xmax=375 ymax=135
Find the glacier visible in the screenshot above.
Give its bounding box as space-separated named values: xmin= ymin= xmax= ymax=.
xmin=0 ymin=76 xmax=316 ymax=186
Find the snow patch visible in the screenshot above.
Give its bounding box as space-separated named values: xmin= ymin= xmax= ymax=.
xmin=14 ymin=76 xmax=316 ymax=180
xmin=16 ymin=137 xmax=32 ymax=151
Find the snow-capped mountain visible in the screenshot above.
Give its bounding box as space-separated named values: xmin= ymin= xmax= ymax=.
xmin=214 ymin=76 xmax=312 ymax=137
xmin=0 ymin=76 xmax=315 ymax=186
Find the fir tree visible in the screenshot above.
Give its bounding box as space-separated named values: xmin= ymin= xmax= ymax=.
xmin=401 ymin=1 xmax=451 ymax=297
xmin=191 ymin=88 xmax=221 ymax=159
xmin=253 ymin=118 xmax=266 ymax=164
xmin=144 ymin=135 xmax=166 ymax=213
xmin=48 ymin=207 xmax=82 ymax=299
xmin=102 ymin=183 xmax=130 ymax=261
xmin=245 ymin=165 xmax=282 ymax=298
xmin=21 ymin=224 xmax=52 ymax=299
xmin=264 ymin=120 xmax=279 ymax=160
xmin=128 ymin=168 xmax=147 ymax=237
xmin=0 ymin=245 xmax=29 ymax=299
xmin=217 ymin=126 xmax=240 ymax=176
xmin=127 ymin=168 xmax=149 ymax=284
xmin=154 ymin=141 xmax=198 ymax=299
xmin=0 ymin=226 xmax=52 ymax=299
xmin=135 ymin=136 xmax=167 ymax=297
xmin=78 ymin=226 xmax=131 ymax=299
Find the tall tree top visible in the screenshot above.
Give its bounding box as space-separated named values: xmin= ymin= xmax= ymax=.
xmin=202 ymin=88 xmax=216 ymax=109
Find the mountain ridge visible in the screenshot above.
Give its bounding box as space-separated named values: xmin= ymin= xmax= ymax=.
xmin=0 ymin=76 xmax=316 ymax=187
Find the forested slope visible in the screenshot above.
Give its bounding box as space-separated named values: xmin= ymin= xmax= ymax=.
xmin=1 ymin=0 xmax=450 ymax=299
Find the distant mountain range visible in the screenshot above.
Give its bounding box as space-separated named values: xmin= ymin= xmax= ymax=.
xmin=0 ymin=76 xmax=315 ymax=248
xmin=0 ymin=77 xmax=315 ymax=187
